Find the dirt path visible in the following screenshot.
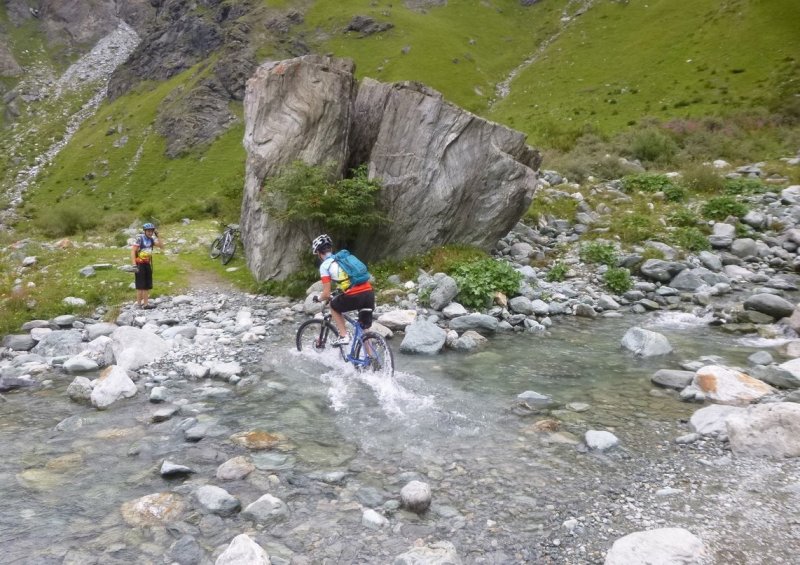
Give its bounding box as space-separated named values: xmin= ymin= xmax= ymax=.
xmin=184 ymin=264 xmax=238 ymax=291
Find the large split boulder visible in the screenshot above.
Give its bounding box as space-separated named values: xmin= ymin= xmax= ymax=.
xmin=241 ymin=55 xmax=540 ymax=281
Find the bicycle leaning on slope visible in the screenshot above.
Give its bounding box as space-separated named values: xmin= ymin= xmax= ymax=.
xmin=209 ymin=223 xmax=239 ymax=265
xmin=295 ymin=298 xmax=395 ymax=378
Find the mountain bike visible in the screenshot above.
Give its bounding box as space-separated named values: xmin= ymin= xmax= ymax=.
xmin=209 ymin=224 xmax=239 ymax=265
xmin=296 ymin=300 xmax=394 ymax=378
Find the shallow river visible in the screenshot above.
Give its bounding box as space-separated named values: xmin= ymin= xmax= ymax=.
xmin=2 ymin=310 xmax=799 ymax=564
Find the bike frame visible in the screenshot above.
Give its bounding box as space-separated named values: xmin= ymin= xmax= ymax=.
xmin=317 ymin=306 xmax=376 ymax=369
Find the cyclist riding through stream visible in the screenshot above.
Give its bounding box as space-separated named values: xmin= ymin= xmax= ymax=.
xmin=312 ymin=234 xmax=375 ymax=346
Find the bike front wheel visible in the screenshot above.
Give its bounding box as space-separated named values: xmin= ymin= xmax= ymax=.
xmin=209 ymin=236 xmax=223 ymax=259
xmin=220 ymin=236 xmax=237 ymax=264
xmin=296 ymin=319 xmax=345 ymax=360
xmin=354 ymin=331 xmax=394 ymax=378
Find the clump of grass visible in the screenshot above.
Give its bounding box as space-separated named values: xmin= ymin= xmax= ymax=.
xmin=580 ymin=241 xmax=617 ymax=266
xmin=701 ymin=196 xmax=748 ymax=221
xmin=546 ymin=261 xmax=568 ymax=282
xmin=724 ymin=177 xmax=767 ymax=195
xmin=604 ymin=267 xmax=632 ymax=294
xmin=668 ymin=207 xmax=700 ymax=228
xmin=614 ymin=213 xmax=660 ymax=244
xmin=621 ymin=173 xmax=675 ymax=194
xmin=628 ymin=128 xmax=678 ymax=165
xmin=669 ymin=226 xmax=711 ymax=252
xmin=681 ymin=164 xmax=725 ymax=194
xmin=526 ymin=193 xmax=580 ymax=224
xmin=34 ymin=204 xmax=99 ymax=237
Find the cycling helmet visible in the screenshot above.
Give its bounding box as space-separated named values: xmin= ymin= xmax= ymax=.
xmin=311 ymin=233 xmax=333 ymax=254
xmin=143 ymin=222 xmax=155 ymax=230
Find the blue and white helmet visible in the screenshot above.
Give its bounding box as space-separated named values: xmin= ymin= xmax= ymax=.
xmin=311 ymin=234 xmax=332 ymax=254
xmin=143 ymin=222 xmax=155 ymax=230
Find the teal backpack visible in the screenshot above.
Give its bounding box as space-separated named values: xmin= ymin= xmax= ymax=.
xmin=333 ymin=249 xmax=370 ymax=285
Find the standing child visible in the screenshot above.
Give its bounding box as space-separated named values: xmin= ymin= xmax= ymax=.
xmin=131 ymin=222 xmax=164 ymax=309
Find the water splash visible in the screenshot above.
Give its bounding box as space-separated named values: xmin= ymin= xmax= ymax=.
xmin=645 ymin=308 xmax=715 ymax=329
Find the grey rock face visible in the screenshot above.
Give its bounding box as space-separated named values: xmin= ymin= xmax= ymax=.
xmin=605 ymin=528 xmax=706 ymax=565
xmin=651 ymin=369 xmax=694 ymax=390
xmin=241 ymin=56 xmax=539 ymax=281
xmin=400 ymin=320 xmax=447 ymax=355
xmin=743 ymin=293 xmax=795 ymax=319
xmin=620 ymin=327 xmax=672 ymax=357
xmin=400 ymin=480 xmax=432 ymax=513
xmin=194 ymin=485 xmax=240 ymax=516
xmin=2 ymin=334 xmax=36 ymax=351
xmin=638 ymin=259 xmax=686 ymax=282
xmin=448 ymin=314 xmax=499 ymax=333
xmin=428 ymin=275 xmax=459 ymax=311
xmin=727 ymin=403 xmax=800 ymax=458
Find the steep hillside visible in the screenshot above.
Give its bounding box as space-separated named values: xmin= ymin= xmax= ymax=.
xmin=1 ymin=0 xmax=798 ymax=236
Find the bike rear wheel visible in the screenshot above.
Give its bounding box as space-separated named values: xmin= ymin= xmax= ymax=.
xmin=209 ymin=236 xmax=223 ymax=259
xmin=354 ymin=332 xmax=394 ymax=378
xmin=220 ymin=236 xmax=237 ymax=264
xmin=296 ymin=319 xmax=345 ymax=360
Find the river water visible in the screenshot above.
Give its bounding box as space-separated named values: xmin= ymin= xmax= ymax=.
xmin=2 ymin=309 xmax=799 ymax=564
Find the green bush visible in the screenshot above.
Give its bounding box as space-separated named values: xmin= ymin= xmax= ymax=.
xmin=35 ymin=204 xmax=99 ymax=237
xmin=526 ymin=193 xmax=579 ymax=224
xmin=681 ymin=164 xmax=725 ymax=194
xmin=258 ymin=268 xmax=318 ymax=299
xmin=546 ymin=261 xmax=568 ymax=282
xmin=604 ymin=267 xmax=633 ymax=294
xmin=668 ymin=207 xmax=700 ymax=228
xmin=580 ymin=242 xmax=617 ymax=266
xmin=621 ymin=173 xmax=674 ymax=194
xmin=663 ymin=184 xmax=687 ymax=202
xmin=724 ymin=178 xmax=767 ymax=195
xmin=669 ymin=227 xmax=710 ymax=252
xmin=701 ymin=196 xmax=748 ymax=221
xmin=615 ymin=213 xmax=659 ymax=244
xmin=629 ymin=129 xmax=678 ymax=164
xmin=262 ymin=161 xmax=385 ymax=241
xmin=451 ymin=258 xmax=522 ymax=309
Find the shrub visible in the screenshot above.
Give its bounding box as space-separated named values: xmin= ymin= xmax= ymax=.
xmin=580 ymin=242 xmax=617 ymax=266
xmin=604 ymin=267 xmax=632 ymax=294
xmin=451 ymin=258 xmax=522 ymax=309
xmin=663 ymin=184 xmax=687 ymax=202
xmin=701 ymin=196 xmax=748 ymax=220
xmin=621 ymin=174 xmax=674 ymax=194
xmin=669 ymin=227 xmax=710 ymax=252
xmin=35 ymin=204 xmax=99 ymax=237
xmin=259 ymin=268 xmax=318 ymax=299
xmin=615 ymin=213 xmax=659 ymax=244
xmin=546 ymin=261 xmax=568 ymax=282
xmin=681 ymin=164 xmax=725 ymax=194
xmin=629 ymin=129 xmax=678 ymax=164
xmin=262 ymin=161 xmax=385 ymax=241
xmin=724 ymin=178 xmax=767 ymax=195
xmin=668 ymin=207 xmax=700 ymax=228
xmin=526 ymin=193 xmax=579 ymax=224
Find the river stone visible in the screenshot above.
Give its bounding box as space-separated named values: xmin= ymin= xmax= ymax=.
xmin=428 ymin=275 xmax=458 ymax=310
xmin=781 ymin=185 xmax=800 ymax=204
xmin=2 ymin=334 xmax=36 ymax=351
xmin=378 ymin=309 xmax=418 ymax=330
xmin=241 ymin=493 xmax=288 ymax=523
xmin=638 ymin=259 xmax=686 ymax=282
xmin=160 ymin=460 xmax=196 ymax=477
xmin=195 ymin=485 xmax=240 ymax=516
xmin=111 ymin=326 xmax=169 ymax=370
xmin=31 ymin=330 xmax=83 ymax=358
xmin=209 ymin=361 xmax=242 ymax=379
xmin=620 ymin=327 xmax=672 ymax=357
xmin=400 ymin=320 xmax=447 ymax=354
xmin=120 ymin=492 xmax=186 ymax=526
xmin=90 ymin=365 xmax=137 ymax=409
xmin=748 ymin=351 xmax=774 ymax=366
xmin=216 ymin=534 xmax=270 ymax=565
xmin=229 ymin=430 xmax=285 ymax=450
xmin=585 ymin=430 xmax=619 ymax=451
xmin=448 ymin=313 xmax=498 ymax=333
xmin=86 ymin=322 xmax=118 ymax=340
xmin=517 ymin=390 xmax=553 ymax=407
xmin=698 ymin=251 xmax=723 ymax=272
xmin=66 ymin=376 xmax=93 ymax=403
xmin=531 ymin=299 xmax=550 ymax=315
xmin=184 ymin=362 xmax=210 ymax=379
xmin=693 ymin=365 xmax=775 ymax=405
xmin=162 ymin=325 xmax=198 ymax=340
xmin=574 ymin=303 xmax=597 ymax=318
xmin=743 ymin=293 xmax=795 ymax=319
xmin=651 ymin=369 xmax=694 ymax=390
xmin=400 ymin=480 xmax=432 ymax=513
xmin=216 ymin=456 xmax=255 ymax=480
xmin=52 ymin=315 xmax=77 ymax=327
xmin=726 ymin=402 xmax=800 ymax=457
xmin=362 ymin=508 xmax=389 ymax=529
xmin=169 ymin=535 xmax=204 ymax=565
xmin=508 ymin=296 xmax=535 ymax=315
xmin=689 ymin=404 xmax=746 ymax=437
xmin=604 ymin=528 xmax=706 ymax=565
xmin=63 ymin=356 xmax=99 ymax=373
xmin=748 ymin=364 xmax=800 ymax=390
xmin=151 ymin=404 xmax=180 ymax=422
xmin=669 ymin=268 xmax=706 ymax=292
xmin=394 ymin=541 xmax=462 ymax=565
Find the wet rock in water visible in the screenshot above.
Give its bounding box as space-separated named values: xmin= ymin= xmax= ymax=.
xmin=448 ymin=313 xmax=498 ymax=333
xmin=574 ymin=303 xmax=597 ymax=318
xmin=621 ymin=327 xmax=672 ymax=357
xmin=743 ymin=293 xmax=795 ymax=320
xmin=651 ymin=369 xmax=694 ymax=390
xmin=63 ymin=356 xmax=99 ymax=373
xmin=689 ymin=404 xmax=746 ymax=437
xmin=111 ymin=326 xmax=169 ymax=370
xmin=749 ymin=364 xmax=800 ymax=390
xmin=604 ymin=527 xmax=706 ymax=565
xmin=184 ymin=361 xmax=210 ymax=379
xmin=160 ymin=460 xmax=196 ymax=477
xmin=585 ymin=430 xmax=619 ymax=451
xmin=151 ymin=404 xmax=180 ymax=422
xmin=229 ymin=430 xmax=285 ymax=450
xmin=149 ymin=386 xmax=168 ymax=403
xmin=0 ymin=375 xmax=35 ymax=392
xmin=517 ymin=390 xmax=553 ymax=408
xmin=726 ymin=403 xmax=800 ymax=458
xmin=566 ymin=402 xmax=590 ymax=412
xmin=378 ymin=309 xmax=418 ymax=330
xmin=66 ymin=376 xmax=93 ymax=403
xmin=748 ymin=350 xmax=773 ymax=366
xmin=31 ymin=329 xmax=83 ymax=359
xmin=168 ymin=535 xmax=205 ymax=565
xmin=209 ymin=361 xmax=241 ymax=379
xmin=120 ymin=492 xmax=186 ymax=526
xmin=90 ymin=365 xmax=137 ymax=409
xmin=441 ymin=302 xmax=468 ymax=319
xmin=692 ymin=365 xmax=775 ymax=404
xmin=400 ymin=320 xmax=447 ymax=354
xmin=241 ymin=493 xmax=288 ymax=523
xmin=394 ymin=540 xmax=461 ymax=565
xmin=216 ymin=534 xmax=270 ymax=565
xmin=400 ymin=480 xmax=432 ymax=513
xmin=362 ymin=508 xmax=389 ymax=529
xmin=194 ymin=485 xmax=240 ymax=516
xmin=216 ymin=456 xmax=255 ymax=480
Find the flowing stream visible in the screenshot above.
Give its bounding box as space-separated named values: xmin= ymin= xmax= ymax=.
xmin=2 ymin=311 xmax=799 ymax=563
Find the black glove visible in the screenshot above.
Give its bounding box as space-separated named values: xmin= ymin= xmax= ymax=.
xmin=312 ymin=295 xmax=320 ymax=303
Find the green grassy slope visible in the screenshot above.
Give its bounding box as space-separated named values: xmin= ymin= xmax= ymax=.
xmin=488 ymin=0 xmax=800 ymax=142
